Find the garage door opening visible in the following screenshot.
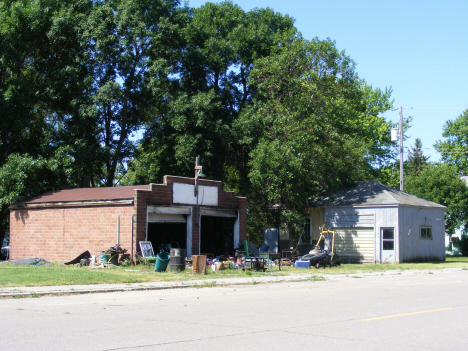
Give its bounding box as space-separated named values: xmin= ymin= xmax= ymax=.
xmin=147 ymin=222 xmax=187 ymax=253
xmin=333 ymin=227 xmax=375 ymax=264
xmin=200 ymin=216 xmax=236 ymax=257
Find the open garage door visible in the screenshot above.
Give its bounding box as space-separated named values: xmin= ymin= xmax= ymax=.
xmin=146 ymin=207 xmax=191 ymax=255
xmin=199 ymin=209 xmax=238 ymax=258
xmin=332 ymin=227 xmax=375 ymax=263
xmin=148 ymin=213 xmax=186 ymax=223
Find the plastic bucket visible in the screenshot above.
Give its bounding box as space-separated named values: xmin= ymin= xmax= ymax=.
xmin=100 ymin=253 xmax=110 ymax=264
xmin=155 ymin=251 xmax=170 ymax=272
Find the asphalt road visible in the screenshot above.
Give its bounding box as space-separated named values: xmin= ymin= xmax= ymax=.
xmin=1 ymin=269 xmax=467 ymax=351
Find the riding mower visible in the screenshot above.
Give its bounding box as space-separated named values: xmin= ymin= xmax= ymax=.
xmin=300 ymin=226 xmax=341 ymax=268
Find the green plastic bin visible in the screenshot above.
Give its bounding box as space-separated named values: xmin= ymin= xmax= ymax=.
xmin=154 ymin=251 xmax=170 ymax=272
xmin=100 ymin=253 xmax=110 ymax=264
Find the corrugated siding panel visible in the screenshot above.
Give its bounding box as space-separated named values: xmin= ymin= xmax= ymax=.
xmin=333 ymin=228 xmax=375 ymax=263
xmin=398 ymin=207 xmax=446 ymax=262
xmin=325 ymin=212 xmax=375 ymax=228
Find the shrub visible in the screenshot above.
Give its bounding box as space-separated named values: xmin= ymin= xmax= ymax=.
xmin=120 ymin=257 xmax=134 ymax=267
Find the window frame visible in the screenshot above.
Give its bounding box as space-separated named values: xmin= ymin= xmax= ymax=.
xmin=381 ymin=227 xmax=395 ymax=251
xmin=420 ymin=226 xmax=433 ymax=240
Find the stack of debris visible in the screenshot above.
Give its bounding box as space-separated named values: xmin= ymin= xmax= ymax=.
xmin=65 ymin=245 xmax=128 ymax=268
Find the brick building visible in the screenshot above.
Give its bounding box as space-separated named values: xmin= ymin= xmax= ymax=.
xmin=9 ymin=176 xmax=247 ymax=262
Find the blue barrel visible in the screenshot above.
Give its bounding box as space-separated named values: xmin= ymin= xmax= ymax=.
xmin=154 ymin=251 xmax=170 ymax=272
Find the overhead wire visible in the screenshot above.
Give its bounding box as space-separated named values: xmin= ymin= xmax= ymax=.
xmin=410 ymin=107 xmax=467 ymax=110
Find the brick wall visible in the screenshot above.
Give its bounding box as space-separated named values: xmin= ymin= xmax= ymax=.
xmin=9 ymin=175 xmax=247 ymax=262
xmin=10 ymin=205 xmax=134 ymax=262
xmin=134 ymin=175 xmax=247 ymax=255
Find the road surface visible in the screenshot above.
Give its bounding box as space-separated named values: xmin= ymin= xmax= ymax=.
xmin=1 ymin=269 xmax=467 ymax=350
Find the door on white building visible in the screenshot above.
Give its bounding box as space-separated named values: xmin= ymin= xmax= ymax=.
xmin=380 ymin=227 xmax=395 ymax=263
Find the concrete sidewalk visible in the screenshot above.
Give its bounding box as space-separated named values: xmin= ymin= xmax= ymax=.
xmin=1 ymin=268 xmax=462 ymax=298
xmin=0 ymin=274 xmax=317 ymax=298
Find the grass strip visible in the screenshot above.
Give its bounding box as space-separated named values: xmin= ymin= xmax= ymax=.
xmin=0 ymin=256 xmax=467 ymax=287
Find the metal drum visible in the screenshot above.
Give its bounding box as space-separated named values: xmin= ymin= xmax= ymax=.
xmin=169 ymin=256 xmax=185 ymax=272
xmin=170 ymin=248 xmax=186 ymax=257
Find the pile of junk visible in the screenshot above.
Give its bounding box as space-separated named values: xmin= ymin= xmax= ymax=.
xmin=65 ymin=244 xmax=128 ymax=267
xmin=139 ymin=240 xmax=276 ymax=273
xmin=143 ymin=226 xmax=343 ymax=273
xmin=64 ymin=226 xmax=342 ymax=272
xmin=138 ymin=241 xmax=188 ymax=272
xmin=295 ymin=226 xmax=341 ymax=269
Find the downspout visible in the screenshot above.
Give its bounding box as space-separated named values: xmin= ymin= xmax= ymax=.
xmin=131 ymin=215 xmax=134 ymax=262
xmin=117 ymin=216 xmax=120 ymax=245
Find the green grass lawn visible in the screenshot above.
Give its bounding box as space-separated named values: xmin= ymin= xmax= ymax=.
xmin=1 ymin=256 xmax=467 ymax=287
xmin=311 ymin=256 xmax=468 ymax=275
xmin=0 ymin=262 xmax=287 ymax=287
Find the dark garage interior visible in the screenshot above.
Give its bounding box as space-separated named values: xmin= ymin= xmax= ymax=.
xmin=200 ymin=216 xmax=236 ymax=257
xmin=147 ymin=222 xmax=187 ymax=253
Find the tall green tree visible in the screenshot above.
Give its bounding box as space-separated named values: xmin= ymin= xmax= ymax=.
xmin=406 ymin=138 xmax=429 ymax=176
xmin=235 ymin=38 xmax=390 ymax=235
xmin=375 ymin=138 xmax=429 ymax=189
xmin=0 ymin=0 xmax=187 ymax=245
xmin=435 ymin=108 xmax=468 ymax=175
xmin=358 ymin=81 xmax=395 ymax=171
xmin=0 ymin=0 xmax=93 ymax=247
xmin=405 ymin=163 xmax=468 ymax=236
xmin=0 ymin=0 xmax=92 ymax=163
xmin=62 ymin=0 xmax=188 ymax=187
xmin=125 ymin=2 xmax=297 ymax=185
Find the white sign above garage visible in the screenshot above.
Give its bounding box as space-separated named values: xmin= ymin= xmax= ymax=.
xmin=173 ymin=182 xmax=218 ymax=206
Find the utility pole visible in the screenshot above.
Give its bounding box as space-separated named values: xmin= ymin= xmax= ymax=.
xmin=399 ymin=106 xmax=404 ymax=191
xmin=391 ymin=106 xmax=412 ymax=192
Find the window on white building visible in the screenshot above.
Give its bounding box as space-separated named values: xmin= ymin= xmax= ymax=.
xmin=381 ymin=228 xmax=394 ymax=250
xmin=420 ymin=226 xmax=432 ymax=239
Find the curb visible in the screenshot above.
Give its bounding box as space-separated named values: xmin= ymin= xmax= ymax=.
xmin=0 ymin=275 xmax=316 ymax=298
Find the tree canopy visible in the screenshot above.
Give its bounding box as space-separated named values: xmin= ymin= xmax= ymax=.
xmin=124 ymin=2 xmax=297 ymax=185
xmin=435 ymin=108 xmax=468 ymax=175
xmin=233 ymin=38 xmax=393 ymax=236
xmin=405 ymin=163 xmax=468 ymax=236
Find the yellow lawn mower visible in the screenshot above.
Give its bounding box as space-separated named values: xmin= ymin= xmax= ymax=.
xmin=300 ymin=226 xmax=341 ymax=268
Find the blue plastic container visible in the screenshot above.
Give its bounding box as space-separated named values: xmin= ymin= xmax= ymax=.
xmin=295 ymin=260 xmax=311 ymax=269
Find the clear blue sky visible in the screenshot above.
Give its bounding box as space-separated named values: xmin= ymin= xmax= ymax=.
xmin=187 ymin=0 xmax=468 ymax=162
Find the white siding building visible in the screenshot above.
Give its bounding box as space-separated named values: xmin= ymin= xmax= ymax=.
xmin=306 ymin=181 xmax=446 ymax=263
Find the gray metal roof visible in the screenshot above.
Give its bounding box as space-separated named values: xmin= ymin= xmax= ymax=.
xmin=22 ymin=185 xmax=150 ymax=204
xmin=308 ymin=181 xmax=446 ymax=209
